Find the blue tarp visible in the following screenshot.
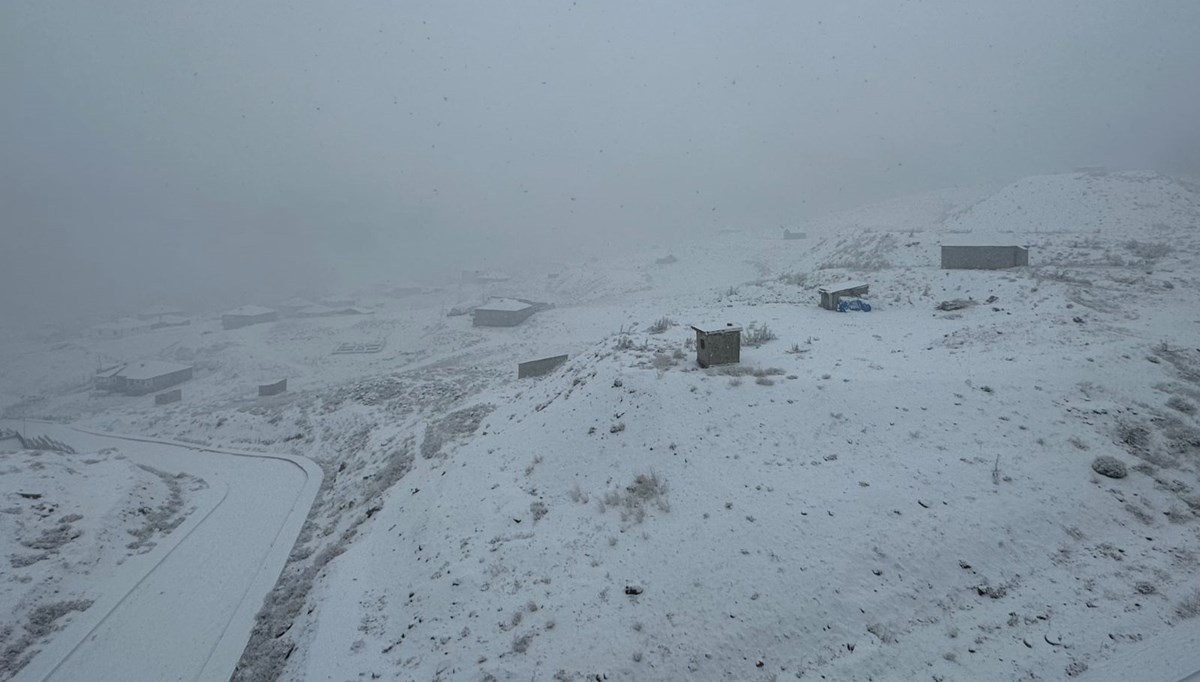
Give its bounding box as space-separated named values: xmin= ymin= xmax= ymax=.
xmin=836 ymin=299 xmax=872 ymax=313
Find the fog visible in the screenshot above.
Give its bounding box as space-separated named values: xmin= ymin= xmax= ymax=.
xmin=3 ymin=0 xmax=1198 ymax=328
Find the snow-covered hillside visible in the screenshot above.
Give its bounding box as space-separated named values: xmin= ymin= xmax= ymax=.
xmin=2 ymin=170 xmax=1200 ymax=681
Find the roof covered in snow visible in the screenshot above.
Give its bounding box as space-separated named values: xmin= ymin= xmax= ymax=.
xmin=691 ymin=323 xmax=742 ymax=334
xmin=94 ymin=365 xmax=126 ymax=378
xmin=475 ymin=298 xmax=533 ymax=312
xmin=817 ymin=280 xmax=869 ymax=294
xmin=116 ymin=361 xmax=193 ymax=381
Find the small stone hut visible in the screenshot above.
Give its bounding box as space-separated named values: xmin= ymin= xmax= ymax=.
xmin=691 ymin=323 xmax=742 ymax=368
xmin=817 ymin=281 xmax=869 ymax=311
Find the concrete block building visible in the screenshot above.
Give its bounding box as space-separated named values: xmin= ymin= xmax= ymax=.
xmin=96 ymin=361 xmax=194 ymax=395
xmin=473 ymin=298 xmax=536 ymax=327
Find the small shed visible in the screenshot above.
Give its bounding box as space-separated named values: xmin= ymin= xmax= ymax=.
xmin=259 ymin=379 xmax=287 ymax=397
xmin=940 ymin=245 xmax=1029 ymax=270
xmin=817 ymin=281 xmax=869 ymax=311
xmin=691 ymin=323 xmax=742 ymax=368
xmin=783 ymin=229 xmax=807 ymax=240
xmin=473 ymin=298 xmax=536 ymax=327
xmin=222 ymin=305 xmax=277 ymax=330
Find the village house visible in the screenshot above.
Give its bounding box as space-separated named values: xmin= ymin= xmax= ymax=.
xmin=95 ymin=361 xmax=194 ymax=395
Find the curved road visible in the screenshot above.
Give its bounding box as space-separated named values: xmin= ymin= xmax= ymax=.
xmin=7 ymin=422 xmax=322 ymax=682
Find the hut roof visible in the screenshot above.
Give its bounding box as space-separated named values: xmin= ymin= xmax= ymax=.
xmin=817 ymin=280 xmax=868 ymax=294
xmin=691 ymin=323 xmax=743 ymax=335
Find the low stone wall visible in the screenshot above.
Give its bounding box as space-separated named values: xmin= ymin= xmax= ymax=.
xmin=518 ymin=355 xmax=568 ymax=378
xmin=941 ymin=245 xmax=1029 ymax=269
xmin=155 ymin=389 xmax=182 ymax=405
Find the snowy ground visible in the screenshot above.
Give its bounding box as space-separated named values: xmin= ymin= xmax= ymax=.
xmin=2 ymin=170 xmax=1200 ymax=681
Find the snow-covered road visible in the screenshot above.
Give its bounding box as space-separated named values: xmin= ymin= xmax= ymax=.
xmin=7 ymin=422 xmax=322 ymax=682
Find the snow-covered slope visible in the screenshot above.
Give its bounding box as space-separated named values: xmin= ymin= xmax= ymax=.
xmin=2 ymin=170 xmax=1200 ymax=681
xmin=944 ymin=171 xmax=1200 ymax=238
xmin=277 ymin=171 xmax=1200 ymax=681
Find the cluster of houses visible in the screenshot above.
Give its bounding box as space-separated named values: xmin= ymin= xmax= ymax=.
xmin=84 ymin=242 xmax=1032 ymax=395
xmin=94 ymin=360 xmax=290 ymax=404
xmin=691 ymin=243 xmax=1031 ymax=367
xmin=87 ymin=295 xmax=369 ymax=402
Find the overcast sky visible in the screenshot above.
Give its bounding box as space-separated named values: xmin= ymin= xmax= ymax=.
xmin=2 ymin=0 xmax=1198 ymax=325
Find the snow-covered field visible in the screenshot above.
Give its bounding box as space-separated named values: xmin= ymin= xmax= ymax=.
xmin=3 ymin=170 xmax=1200 ymax=681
